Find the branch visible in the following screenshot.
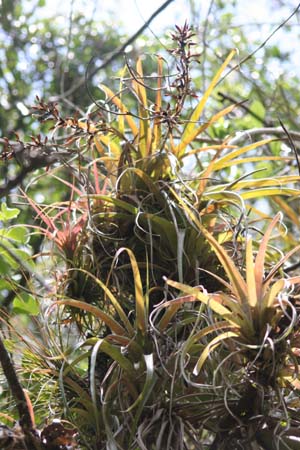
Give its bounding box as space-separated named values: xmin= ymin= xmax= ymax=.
xmin=278 ymin=118 xmax=300 ymax=175
xmin=53 ymin=0 xmax=175 ymax=100
xmin=0 ymin=167 xmax=31 ymax=198
xmin=228 ymin=127 xmax=300 ymax=146
xmin=0 ymin=141 xmax=72 ymax=198
xmin=0 ymin=335 xmax=43 ymax=449
xmin=200 ymin=0 xmax=215 ymax=91
xmin=218 ymin=91 xmax=274 ymax=127
xmin=0 ymin=137 xmax=19 ymax=147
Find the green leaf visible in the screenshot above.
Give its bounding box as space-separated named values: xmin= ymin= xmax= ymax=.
xmin=0 ymin=245 xmax=17 ymax=269
xmin=176 ymin=49 xmax=236 ymax=156
xmin=0 ymin=203 xmax=20 ymax=221
xmin=0 ymin=260 xmax=9 ymax=275
xmin=268 ymin=45 xmax=281 ymax=58
xmin=5 ymin=248 xmax=34 ymax=270
xmin=269 ymin=140 xmax=281 ymax=156
xmin=128 ymin=353 xmax=157 ymax=446
xmin=87 ymin=337 xmax=135 ymax=376
xmin=0 ymin=278 xmax=12 ymax=290
xmin=13 ymin=293 xmax=39 ymax=315
xmin=249 ymin=100 xmax=266 ymax=126
xmin=5 ymin=226 xmax=28 ymax=244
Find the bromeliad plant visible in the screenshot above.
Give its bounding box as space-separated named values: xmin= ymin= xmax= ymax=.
xmin=63 ymin=28 xmax=300 ymax=308
xmin=48 ymin=249 xmax=208 ymax=449
xmin=16 ymin=23 xmax=299 ymax=312
xmin=165 ymin=211 xmax=300 ymax=448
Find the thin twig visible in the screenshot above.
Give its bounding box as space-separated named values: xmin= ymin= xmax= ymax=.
xmin=278 ymin=118 xmax=300 ymax=175
xmin=60 ymin=0 xmax=75 ymax=96
xmin=201 ymin=0 xmax=215 ymax=91
xmin=218 ymin=91 xmax=273 ymax=127
xmin=218 ymin=2 xmax=300 ymax=84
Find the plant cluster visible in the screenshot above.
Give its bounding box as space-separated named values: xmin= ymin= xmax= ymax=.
xmin=1 ymin=23 xmax=300 ymax=450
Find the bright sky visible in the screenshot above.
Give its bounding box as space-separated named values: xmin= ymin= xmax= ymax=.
xmin=41 ymin=0 xmax=195 ymax=33
xmin=21 ymin=0 xmax=300 ymax=84
xmin=40 ymin=0 xmax=276 ymax=32
xmin=41 ymin=0 xmax=299 ymax=57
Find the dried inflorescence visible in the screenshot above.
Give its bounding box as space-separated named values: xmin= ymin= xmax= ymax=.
xmin=167 ymin=22 xmax=200 ymax=114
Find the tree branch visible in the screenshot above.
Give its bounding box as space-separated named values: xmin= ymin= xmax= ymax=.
xmin=52 ymin=0 xmax=175 ymax=100
xmin=228 ymin=127 xmax=300 ymax=146
xmin=0 ymin=335 xmax=43 ymax=449
xmin=218 ymin=91 xmax=274 ymax=127
xmin=0 ymin=140 xmax=72 ymax=198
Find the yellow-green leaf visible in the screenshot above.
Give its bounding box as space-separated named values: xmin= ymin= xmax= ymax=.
xmin=212 ymin=139 xmax=274 ymax=170
xmin=241 ymin=188 xmax=300 ymax=200
xmin=246 ymin=238 xmax=257 ymax=308
xmin=165 ymin=279 xmax=241 ymax=327
xmin=193 ymin=331 xmax=239 ymax=375
xmin=176 ymin=49 xmax=236 ymax=155
xmin=152 ymin=56 xmax=163 ymax=150
xmin=99 ymin=84 xmax=138 ymax=136
xmin=255 ymin=212 xmax=282 ymax=302
xmin=55 ymin=299 xmax=126 ymax=335
xmin=115 ymin=247 xmax=146 ymax=334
